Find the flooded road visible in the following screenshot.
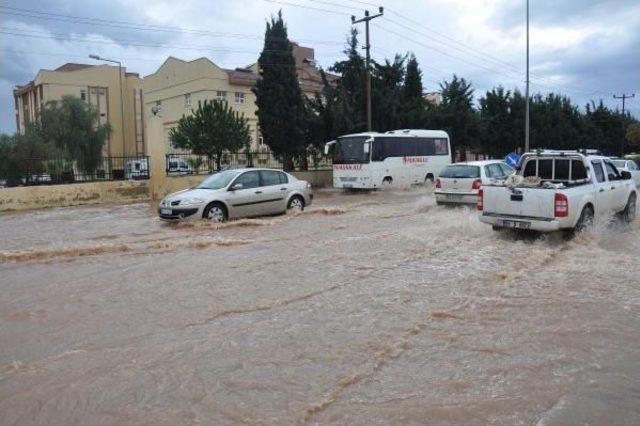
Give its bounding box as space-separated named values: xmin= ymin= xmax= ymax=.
xmin=1 ymin=188 xmax=639 ymax=425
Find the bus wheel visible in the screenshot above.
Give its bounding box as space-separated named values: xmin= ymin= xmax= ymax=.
xmin=382 ymin=177 xmax=393 ymax=187
xmin=425 ymin=174 xmax=434 ymax=184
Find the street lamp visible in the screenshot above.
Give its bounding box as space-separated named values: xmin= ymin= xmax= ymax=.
xmin=89 ymin=54 xmax=126 ymax=157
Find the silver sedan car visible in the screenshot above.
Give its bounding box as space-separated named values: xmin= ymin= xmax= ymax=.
xmin=158 ymin=168 xmax=313 ymax=222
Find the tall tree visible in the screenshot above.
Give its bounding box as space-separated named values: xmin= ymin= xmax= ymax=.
xmin=36 ymin=96 xmax=110 ymax=173
xmin=170 ymin=100 xmax=251 ymax=170
xmin=479 ymin=87 xmax=513 ymax=157
xmin=626 ymin=122 xmax=640 ymax=152
xmin=437 ymin=75 xmax=479 ymax=159
xmin=329 ymin=28 xmax=367 ymax=132
xmin=372 ymin=54 xmax=406 ymax=131
xmin=399 ymin=53 xmax=426 ymax=128
xmin=253 ymin=11 xmax=305 ymax=170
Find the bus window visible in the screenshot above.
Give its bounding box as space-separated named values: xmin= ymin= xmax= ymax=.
xmin=434 ymin=139 xmax=449 ymax=155
xmin=416 ymin=138 xmax=435 ymax=156
xmin=372 ymin=136 xmax=448 ymax=161
xmin=402 ymin=140 xmax=418 ymax=156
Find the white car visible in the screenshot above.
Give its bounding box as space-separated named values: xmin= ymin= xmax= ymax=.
xmin=158 ymin=168 xmax=313 ymax=222
xmin=435 ymin=160 xmax=513 ymax=205
xmin=611 ymin=158 xmax=640 ymax=188
xmin=479 ymin=150 xmax=637 ymax=233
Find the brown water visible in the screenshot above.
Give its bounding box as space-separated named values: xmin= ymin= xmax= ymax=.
xmin=1 ymin=188 xmax=639 ymax=425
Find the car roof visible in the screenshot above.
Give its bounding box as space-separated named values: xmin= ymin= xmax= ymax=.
xmin=448 ymin=160 xmax=504 ymax=166
xmin=221 ymin=167 xmax=287 ymax=173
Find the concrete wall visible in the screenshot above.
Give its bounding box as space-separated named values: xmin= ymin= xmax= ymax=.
xmin=0 ymin=170 xmax=332 ymax=212
xmin=0 ymin=180 xmax=149 ymax=212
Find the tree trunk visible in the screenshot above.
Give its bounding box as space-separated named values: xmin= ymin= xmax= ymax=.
xmin=282 ymin=152 xmax=294 ymax=171
xmin=300 ymin=150 xmax=309 ymax=171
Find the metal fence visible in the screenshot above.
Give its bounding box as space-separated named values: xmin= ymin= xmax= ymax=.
xmin=0 ymin=155 xmax=150 ymax=188
xmin=165 ymin=151 xmax=332 ymax=176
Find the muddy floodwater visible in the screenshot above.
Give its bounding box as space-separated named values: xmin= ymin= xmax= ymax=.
xmin=1 ymin=188 xmax=639 ymax=425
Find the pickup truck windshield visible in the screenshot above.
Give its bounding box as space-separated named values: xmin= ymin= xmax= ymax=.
xmin=440 ymin=165 xmax=480 ymax=178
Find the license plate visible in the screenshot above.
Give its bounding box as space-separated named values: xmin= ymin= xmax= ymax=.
xmin=445 ymin=194 xmax=462 ymax=200
xmin=161 ymin=208 xmax=172 ymax=215
xmin=343 ymin=184 xmax=353 ymax=188
xmin=500 ymin=220 xmax=530 ymax=229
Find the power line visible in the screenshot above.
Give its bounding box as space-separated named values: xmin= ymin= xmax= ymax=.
xmin=373 ymin=23 xmax=521 ymax=79
xmin=0 ymin=28 xmax=339 ymax=56
xmin=340 ymin=1 xmax=609 ymax=98
xmin=614 ymin=93 xmax=636 ymax=155
xmin=262 ymin=0 xmax=350 ymax=15
xmin=0 ymin=5 xmax=344 ymax=45
xmin=351 ymin=7 xmax=384 ymax=131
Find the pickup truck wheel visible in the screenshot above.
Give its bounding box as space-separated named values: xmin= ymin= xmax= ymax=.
xmin=574 ymin=205 xmax=594 ymax=232
xmin=622 ymin=193 xmax=636 ymax=223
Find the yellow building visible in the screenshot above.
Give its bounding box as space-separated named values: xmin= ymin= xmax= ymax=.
xmin=143 ymin=44 xmax=336 ymax=152
xmin=13 ymin=63 xmax=145 ymax=156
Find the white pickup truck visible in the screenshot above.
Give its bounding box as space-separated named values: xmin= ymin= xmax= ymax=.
xmin=478 ymin=150 xmax=637 ymax=232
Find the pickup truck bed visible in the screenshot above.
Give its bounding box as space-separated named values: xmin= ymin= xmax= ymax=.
xmin=478 ymin=152 xmax=637 ymax=232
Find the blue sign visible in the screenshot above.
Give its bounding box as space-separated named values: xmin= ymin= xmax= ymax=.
xmin=505 ymin=152 xmax=520 ymax=167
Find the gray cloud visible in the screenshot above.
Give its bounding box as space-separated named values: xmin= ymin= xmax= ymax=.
xmin=1 ymin=0 xmax=639 ymax=133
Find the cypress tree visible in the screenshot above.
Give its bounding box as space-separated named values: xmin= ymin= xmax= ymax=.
xmin=253 ymin=11 xmax=305 ymax=171
xmin=399 ymin=53 xmax=425 ymax=128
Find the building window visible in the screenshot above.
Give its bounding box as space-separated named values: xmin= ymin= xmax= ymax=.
xmin=216 ymin=91 xmax=226 ymax=101
xmin=184 ymin=93 xmax=191 ymax=107
xmin=80 ymin=90 xmax=86 ymax=101
xmin=235 ymin=92 xmax=245 ymax=104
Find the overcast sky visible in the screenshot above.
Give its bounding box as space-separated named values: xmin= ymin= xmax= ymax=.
xmin=1 ymin=0 xmax=639 ymax=133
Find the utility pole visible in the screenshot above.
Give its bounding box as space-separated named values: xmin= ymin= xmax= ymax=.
xmin=524 ymin=0 xmax=530 ymax=152
xmin=614 ymin=93 xmax=635 ymax=156
xmin=90 ymin=54 xmax=126 ymax=157
xmin=352 ymin=7 xmax=384 ymax=132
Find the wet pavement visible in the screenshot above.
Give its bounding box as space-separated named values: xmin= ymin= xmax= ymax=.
xmin=1 ymin=187 xmax=639 ymax=425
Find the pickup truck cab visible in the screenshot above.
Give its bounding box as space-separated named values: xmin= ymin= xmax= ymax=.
xmin=478 ymin=150 xmax=637 ymax=232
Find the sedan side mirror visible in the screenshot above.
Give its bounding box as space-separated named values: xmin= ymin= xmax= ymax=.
xmin=230 ymin=182 xmax=243 ymax=191
xmin=620 ymin=170 xmax=632 ymax=180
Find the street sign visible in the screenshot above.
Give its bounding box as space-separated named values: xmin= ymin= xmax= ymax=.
xmin=505 ymin=152 xmax=520 ymax=167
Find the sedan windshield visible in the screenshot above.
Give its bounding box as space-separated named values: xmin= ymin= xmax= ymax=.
xmin=196 ymin=170 xmax=239 ymax=190
xmin=439 ymin=165 xmax=480 ymax=178
xmin=333 ymin=137 xmax=370 ymax=164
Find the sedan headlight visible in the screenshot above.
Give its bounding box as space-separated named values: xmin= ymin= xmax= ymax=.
xmin=179 ymin=198 xmax=205 ymax=206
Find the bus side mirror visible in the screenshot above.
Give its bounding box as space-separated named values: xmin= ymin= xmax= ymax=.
xmin=363 ymin=142 xmax=370 ymax=154
xmin=324 ymin=145 xmax=330 ymax=155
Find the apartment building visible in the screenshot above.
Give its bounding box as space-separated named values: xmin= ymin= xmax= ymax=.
xmin=13 ymin=63 xmax=145 ymax=156
xmin=143 ymin=44 xmax=337 ymax=152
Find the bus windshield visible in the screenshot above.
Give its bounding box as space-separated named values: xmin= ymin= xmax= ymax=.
xmin=333 ymin=137 xmax=370 ymax=164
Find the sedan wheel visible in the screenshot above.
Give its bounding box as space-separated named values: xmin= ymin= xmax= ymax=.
xmin=288 ymin=196 xmax=304 ymax=212
xmin=204 ymin=204 xmax=226 ymax=222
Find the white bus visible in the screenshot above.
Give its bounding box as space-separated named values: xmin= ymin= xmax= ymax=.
xmin=325 ymin=129 xmax=452 ymax=189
